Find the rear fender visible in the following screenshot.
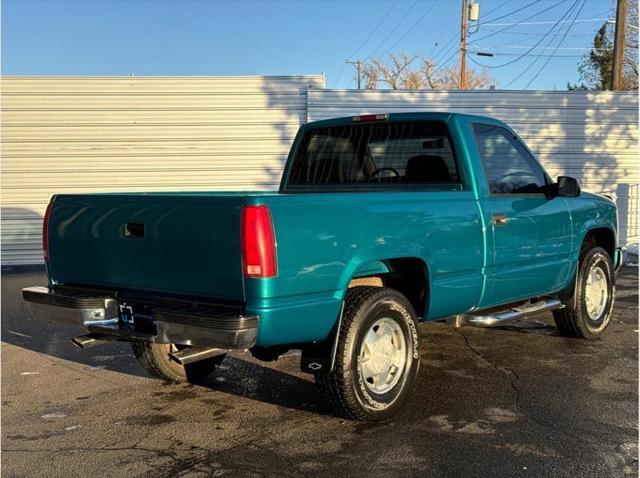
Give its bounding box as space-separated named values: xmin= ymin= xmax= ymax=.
xmin=301 ymin=256 xmax=430 ymax=374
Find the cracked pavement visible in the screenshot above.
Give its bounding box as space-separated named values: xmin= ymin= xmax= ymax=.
xmin=2 ymin=268 xmax=638 ymax=477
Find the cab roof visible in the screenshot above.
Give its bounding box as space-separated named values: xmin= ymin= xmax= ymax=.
xmin=303 ymin=111 xmax=506 ymax=129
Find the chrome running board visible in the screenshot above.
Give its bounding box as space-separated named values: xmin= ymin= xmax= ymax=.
xmin=451 ymin=299 xmax=564 ymax=328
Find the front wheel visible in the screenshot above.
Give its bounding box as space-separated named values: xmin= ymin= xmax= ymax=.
xmin=553 ymin=246 xmax=615 ymax=339
xmin=315 ymin=286 xmax=420 ymax=421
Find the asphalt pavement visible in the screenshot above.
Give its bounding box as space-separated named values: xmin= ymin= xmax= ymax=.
xmin=2 ymin=268 xmax=638 ymax=477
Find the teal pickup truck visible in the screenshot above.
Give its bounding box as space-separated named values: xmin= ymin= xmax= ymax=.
xmin=23 ymin=112 xmax=621 ymax=421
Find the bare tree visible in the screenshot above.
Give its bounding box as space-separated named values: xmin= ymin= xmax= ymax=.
xmin=362 ymin=52 xmax=495 ymax=90
xmin=362 ymin=63 xmax=380 ymax=89
xmin=429 ymin=63 xmax=494 ymax=90
xmin=364 ymin=53 xmax=419 ymax=89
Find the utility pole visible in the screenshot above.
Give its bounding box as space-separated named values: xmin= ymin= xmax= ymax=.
xmin=611 ymin=0 xmax=628 ymax=91
xmin=345 ymin=60 xmax=363 ymax=89
xmin=459 ymin=0 xmax=469 ymax=90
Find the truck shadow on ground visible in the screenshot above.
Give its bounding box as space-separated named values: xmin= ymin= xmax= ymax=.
xmin=175 ymin=355 xmax=331 ymax=416
xmin=3 ymin=267 xmax=637 ymax=418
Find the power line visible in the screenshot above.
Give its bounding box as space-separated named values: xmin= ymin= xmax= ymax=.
xmin=366 ymin=0 xmax=419 ymax=60
xmin=346 ymin=0 xmax=398 ymax=60
xmin=524 ymin=0 xmax=587 ymax=88
xmin=430 ymin=0 xmax=561 ymax=81
xmin=482 ymin=0 xmax=512 ymax=18
xmin=474 ymin=52 xmax=585 ymax=58
xmin=500 ymin=0 xmax=583 ymax=87
xmin=379 ymin=1 xmax=437 ymax=57
xmin=475 ymin=7 xmax=611 ymax=38
xmin=469 ymin=0 xmax=582 ymax=69
xmin=431 ymin=0 xmax=499 ymax=62
xmin=432 ymin=0 xmax=517 ymax=65
xmin=480 ymin=0 xmax=543 ymax=24
xmin=484 ymin=18 xmax=609 ymax=26
xmin=469 ymin=0 xmax=566 ymax=44
xmin=331 ymin=64 xmax=348 ymax=89
xmin=331 ymin=1 xmax=398 ymax=88
xmin=430 ymin=48 xmax=461 ymax=76
xmin=431 ymin=34 xmax=459 ymax=64
xmin=476 ymin=28 xmax=596 ymax=37
xmin=473 ymin=44 xmax=608 ymax=51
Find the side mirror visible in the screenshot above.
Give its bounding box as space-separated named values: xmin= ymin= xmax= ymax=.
xmin=557 ymin=176 xmax=581 ymax=197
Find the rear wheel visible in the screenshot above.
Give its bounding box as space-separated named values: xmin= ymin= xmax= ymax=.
xmin=554 ymin=246 xmax=615 ymax=339
xmin=315 ymin=286 xmax=420 ymax=421
xmin=131 ymin=342 xmax=225 ymax=383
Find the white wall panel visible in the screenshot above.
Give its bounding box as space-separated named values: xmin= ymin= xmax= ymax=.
xmin=1 ymin=75 xmax=324 ymax=265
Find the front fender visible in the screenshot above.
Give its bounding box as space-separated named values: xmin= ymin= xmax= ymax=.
xmin=574 ymin=222 xmax=617 ymax=263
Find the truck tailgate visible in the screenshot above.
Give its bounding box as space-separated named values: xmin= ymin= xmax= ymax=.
xmin=47 ymin=194 xmax=245 ymax=301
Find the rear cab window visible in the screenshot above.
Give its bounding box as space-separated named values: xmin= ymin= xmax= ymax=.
xmin=283 ymin=121 xmax=463 ymax=192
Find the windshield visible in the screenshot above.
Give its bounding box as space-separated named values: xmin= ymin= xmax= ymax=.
xmin=285 ymin=121 xmax=461 ymax=190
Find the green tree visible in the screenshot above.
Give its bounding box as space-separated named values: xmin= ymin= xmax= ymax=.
xmin=573 ymin=0 xmax=638 ymax=90
xmin=577 ymin=24 xmax=614 ymax=90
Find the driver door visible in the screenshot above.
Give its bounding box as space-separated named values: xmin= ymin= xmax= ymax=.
xmin=472 ymin=123 xmax=573 ymax=307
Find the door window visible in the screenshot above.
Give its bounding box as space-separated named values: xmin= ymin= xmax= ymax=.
xmin=473 ymin=123 xmax=547 ymax=194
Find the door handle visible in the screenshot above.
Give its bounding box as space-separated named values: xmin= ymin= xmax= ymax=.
xmin=492 ymin=214 xmax=508 ymax=226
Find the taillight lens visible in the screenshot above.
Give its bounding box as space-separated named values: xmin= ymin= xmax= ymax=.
xmin=43 ymin=200 xmax=54 ymax=261
xmin=241 ymin=205 xmax=277 ymax=278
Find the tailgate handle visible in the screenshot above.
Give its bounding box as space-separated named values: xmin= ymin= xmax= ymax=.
xmin=124 ymin=222 xmax=145 ymax=238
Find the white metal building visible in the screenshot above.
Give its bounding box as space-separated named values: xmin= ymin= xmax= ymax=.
xmin=1 ymin=75 xmax=324 ymax=265
xmin=1 ymin=76 xmax=638 ymax=265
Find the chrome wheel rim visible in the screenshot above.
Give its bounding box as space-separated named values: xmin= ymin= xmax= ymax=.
xmin=358 ymin=317 xmax=407 ymax=394
xmin=585 ymin=263 xmax=608 ymax=320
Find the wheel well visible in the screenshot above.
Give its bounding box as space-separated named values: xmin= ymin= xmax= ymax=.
xmin=583 ymin=228 xmax=615 ymax=259
xmin=348 ymin=257 xmax=429 ymax=318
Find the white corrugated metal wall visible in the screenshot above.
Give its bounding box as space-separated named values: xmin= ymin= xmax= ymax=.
xmin=1 ymin=75 xmax=324 ymax=265
xmin=2 ymin=80 xmax=637 ymax=265
xmin=308 ymin=89 xmax=639 ymax=245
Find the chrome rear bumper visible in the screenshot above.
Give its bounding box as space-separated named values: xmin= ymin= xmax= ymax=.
xmin=22 ymin=286 xmax=258 ymax=349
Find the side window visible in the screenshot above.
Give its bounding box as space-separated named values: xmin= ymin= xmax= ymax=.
xmin=473 ymin=123 xmax=547 ymax=194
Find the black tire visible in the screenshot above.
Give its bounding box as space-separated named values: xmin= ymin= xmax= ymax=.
xmin=131 ymin=342 xmax=225 ymax=383
xmin=315 ymin=286 xmax=420 ymax=421
xmin=553 ymin=246 xmax=615 ymax=339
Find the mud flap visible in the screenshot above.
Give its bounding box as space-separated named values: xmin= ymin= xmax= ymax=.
xmin=300 ymin=302 xmax=344 ymax=375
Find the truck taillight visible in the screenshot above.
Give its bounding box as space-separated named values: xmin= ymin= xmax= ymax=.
xmin=43 ymin=200 xmax=54 ymax=261
xmin=241 ymin=205 xmax=277 ymax=278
